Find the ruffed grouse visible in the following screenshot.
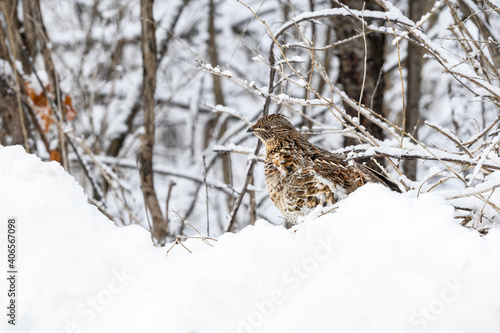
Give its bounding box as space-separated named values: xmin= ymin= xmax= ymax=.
xmin=248 ymin=114 xmax=400 ymax=224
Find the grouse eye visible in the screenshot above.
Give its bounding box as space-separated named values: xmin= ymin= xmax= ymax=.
xmin=264 ymin=125 xmax=271 ymax=130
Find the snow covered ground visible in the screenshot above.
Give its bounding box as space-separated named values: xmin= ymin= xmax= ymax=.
xmin=1 ymin=144 xmax=500 ymax=333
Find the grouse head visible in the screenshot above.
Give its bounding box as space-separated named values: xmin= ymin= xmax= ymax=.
xmin=247 ymin=114 xmax=299 ymax=149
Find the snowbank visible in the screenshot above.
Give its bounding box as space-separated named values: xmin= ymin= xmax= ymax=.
xmin=1 ymin=145 xmax=500 ymax=333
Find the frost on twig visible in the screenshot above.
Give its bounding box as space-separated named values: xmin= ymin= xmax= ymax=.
xmin=196 ymin=0 xmax=500 ymax=231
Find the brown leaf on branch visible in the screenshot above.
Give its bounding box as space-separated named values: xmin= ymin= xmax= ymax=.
xmin=64 ymin=94 xmax=77 ymax=121
xmin=49 ymin=149 xmax=61 ymax=163
xmin=24 ymin=81 xmax=54 ymax=132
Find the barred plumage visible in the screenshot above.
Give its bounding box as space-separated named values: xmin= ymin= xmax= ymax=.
xmin=248 ymin=114 xmax=400 ymax=224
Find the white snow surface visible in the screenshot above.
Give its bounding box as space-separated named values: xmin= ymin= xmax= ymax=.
xmin=1 ymin=145 xmax=500 ymax=333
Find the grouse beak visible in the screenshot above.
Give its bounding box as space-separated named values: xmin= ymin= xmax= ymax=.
xmin=246 ymin=127 xmax=255 ymax=133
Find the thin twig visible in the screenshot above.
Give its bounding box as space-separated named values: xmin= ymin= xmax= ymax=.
xmin=393 ymin=1 xmax=444 ymax=44
xmin=165 ymin=180 xmax=176 ymax=225
xmin=387 ymin=18 xmax=406 ymax=148
xmin=166 ymin=237 xmax=192 ymax=255
xmin=464 ymin=114 xmax=500 ymax=147
xmin=226 ymin=141 xmax=261 ymax=233
xmin=203 ymin=155 xmax=210 ymax=236
xmin=171 ymin=209 xmax=217 ymax=244
xmin=425 ymin=121 xmax=473 ymax=158
xmin=72 ymin=134 xmax=140 ymax=223
xmin=358 ymin=3 xmax=367 ymax=121
xmin=166 ymin=209 xmax=217 ymax=256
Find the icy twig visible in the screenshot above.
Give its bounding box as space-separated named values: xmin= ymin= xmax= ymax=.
xmin=393 ymin=1 xmax=444 ymax=44
xmin=283 ymin=31 xmax=370 ymax=51
xmin=340 ymin=146 xmax=500 ymax=172
xmin=201 ymin=102 xmax=252 ymax=126
xmin=464 ymin=115 xmax=500 ymax=147
xmin=425 ymin=121 xmax=473 ymax=158
xmin=468 ymin=136 xmax=500 ymax=186
xmin=71 ymin=134 xmax=139 ymax=225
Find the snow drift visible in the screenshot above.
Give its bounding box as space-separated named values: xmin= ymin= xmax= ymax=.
xmin=1 ymin=145 xmax=500 ymax=333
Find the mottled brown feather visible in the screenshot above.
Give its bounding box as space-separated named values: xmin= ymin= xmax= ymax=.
xmin=248 ymin=114 xmax=400 ymax=224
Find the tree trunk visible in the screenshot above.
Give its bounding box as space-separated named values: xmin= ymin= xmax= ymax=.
xmin=138 ymin=0 xmax=168 ymax=245
xmin=0 ymin=0 xmax=31 ymax=73
xmin=404 ymin=0 xmax=425 ymax=180
xmin=333 ymin=0 xmax=386 ymax=147
xmin=0 ymin=75 xmax=34 ymax=149
xmin=206 ymin=0 xmax=236 ymax=226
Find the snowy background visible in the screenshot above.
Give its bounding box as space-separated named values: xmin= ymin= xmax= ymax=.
xmin=1 ymin=0 xmax=500 ymax=332
xmin=4 ymin=0 xmax=497 ymax=236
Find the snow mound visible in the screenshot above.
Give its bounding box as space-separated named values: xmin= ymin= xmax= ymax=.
xmin=1 ymin=145 xmax=500 ymax=333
